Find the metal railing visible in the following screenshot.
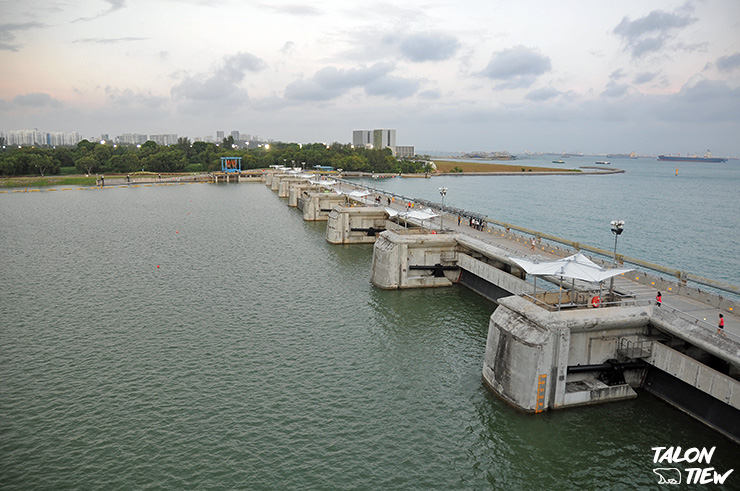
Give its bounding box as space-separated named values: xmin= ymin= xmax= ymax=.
xmin=659 ymin=303 xmax=740 ymax=342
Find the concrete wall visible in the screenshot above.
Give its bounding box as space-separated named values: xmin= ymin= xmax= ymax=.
xmin=326 ymin=206 xmax=389 ymax=244
xmin=278 ymin=178 xmax=308 ymax=198
xmin=301 ymin=192 xmax=345 ymax=221
xmin=289 ymin=184 xmax=321 ymax=207
xmin=482 ymin=296 xmax=650 ymax=412
xmin=648 ymin=342 xmax=740 ymax=410
xmin=458 ymin=254 xmax=530 ymax=295
xmin=370 ymin=230 xmax=459 ymax=289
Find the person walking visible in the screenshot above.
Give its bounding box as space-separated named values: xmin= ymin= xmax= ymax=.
xmin=530 ymin=237 xmax=536 ymax=251
xmin=656 ymin=292 xmax=662 ymax=307
xmin=718 ymin=314 xmax=725 ymax=336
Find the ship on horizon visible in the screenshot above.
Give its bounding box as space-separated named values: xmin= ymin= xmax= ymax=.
xmin=657 ymin=150 xmax=727 ymax=163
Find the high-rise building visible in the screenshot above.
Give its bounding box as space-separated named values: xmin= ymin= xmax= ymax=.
xmin=216 ymin=131 xmax=225 ymax=141
xmin=230 ymin=130 xmax=240 ymax=141
xmin=353 ymin=128 xmax=396 ymax=154
xmin=352 ymin=130 xmax=373 ymax=148
xmin=373 ymin=129 xmax=395 ymax=153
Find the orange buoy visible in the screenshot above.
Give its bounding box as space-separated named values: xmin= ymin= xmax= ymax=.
xmin=591 ymin=296 xmax=600 ymax=308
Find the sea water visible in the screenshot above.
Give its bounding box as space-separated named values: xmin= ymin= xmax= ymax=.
xmin=1 ymin=180 xmax=738 ymax=489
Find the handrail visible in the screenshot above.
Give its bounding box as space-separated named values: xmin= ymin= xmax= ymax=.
xmin=660 ymin=303 xmax=740 ymax=342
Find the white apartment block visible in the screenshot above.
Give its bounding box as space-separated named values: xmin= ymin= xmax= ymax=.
xmin=352 ymin=128 xmax=398 ymax=155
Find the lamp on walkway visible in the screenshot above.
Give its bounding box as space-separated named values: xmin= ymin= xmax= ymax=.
xmin=439 ymin=187 xmax=447 ymax=230
xmin=609 ymin=220 xmax=625 ymax=301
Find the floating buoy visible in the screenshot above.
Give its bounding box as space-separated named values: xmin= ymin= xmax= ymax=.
xmin=591 ymin=296 xmax=601 ymax=308
xmin=157 ymin=265 xmax=160 ymax=268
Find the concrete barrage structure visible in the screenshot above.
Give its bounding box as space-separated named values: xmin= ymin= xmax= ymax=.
xmin=258 ymin=169 xmax=740 ymax=444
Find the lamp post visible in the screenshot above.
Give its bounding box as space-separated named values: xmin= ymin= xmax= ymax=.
xmin=609 ymin=220 xmax=625 ymax=302
xmin=438 ymin=187 xmax=447 ymax=231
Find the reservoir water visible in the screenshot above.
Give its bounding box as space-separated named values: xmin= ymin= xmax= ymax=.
xmin=1 ymin=173 xmax=738 ymax=489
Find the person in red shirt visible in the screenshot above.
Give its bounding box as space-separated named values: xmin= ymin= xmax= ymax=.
xmin=656 ymin=292 xmax=662 ymax=307
xmin=717 ymin=314 xmax=725 ymax=336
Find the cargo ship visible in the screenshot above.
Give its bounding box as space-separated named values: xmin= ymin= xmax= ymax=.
xmin=657 ymin=150 xmax=727 ymax=163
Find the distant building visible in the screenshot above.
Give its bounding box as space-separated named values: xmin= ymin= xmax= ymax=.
xmin=373 ymin=129 xmax=395 ymax=153
xmin=149 ymin=134 xmax=178 ymax=146
xmin=352 ymin=128 xmax=397 ymax=155
xmin=216 ymin=130 xmax=225 ymax=141
xmin=352 ymin=130 xmax=373 ymax=148
xmin=230 ymin=130 xmax=240 ymax=141
xmin=395 ymin=146 xmax=415 ymax=158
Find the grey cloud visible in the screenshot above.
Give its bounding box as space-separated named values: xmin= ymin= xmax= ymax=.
xmin=613 ymin=9 xmax=696 ymax=58
xmin=525 ymin=87 xmax=561 ymax=101
xmin=365 ymin=76 xmax=420 ymax=98
xmin=481 ymin=45 xmax=551 ymax=89
xmin=74 ymin=0 xmax=127 ymax=22
xmin=397 ymin=32 xmax=460 ymax=62
xmin=419 ymin=89 xmax=441 ymax=100
xmin=601 ymin=82 xmax=629 ymax=98
xmin=171 ymin=51 xmax=266 ymax=101
xmin=13 ymin=92 xmax=64 ymax=108
xmin=0 ymin=22 xmax=45 ymax=51
xmin=633 ymin=72 xmax=658 ymax=84
xmin=219 ymin=52 xmax=267 ymax=81
xmin=650 ymin=79 xmax=740 ymax=122
xmin=630 ymin=37 xmax=665 ymax=58
xmin=285 ymin=62 xmax=419 ymax=101
xmin=716 ymin=53 xmax=740 ymax=72
xmin=609 ymin=69 xmax=626 ymax=80
xmin=105 ymin=87 xmax=167 ymax=109
xmin=281 ymin=41 xmax=295 ymax=55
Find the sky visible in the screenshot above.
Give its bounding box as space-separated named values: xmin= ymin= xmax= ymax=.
xmin=1 ymin=0 xmax=740 ymax=155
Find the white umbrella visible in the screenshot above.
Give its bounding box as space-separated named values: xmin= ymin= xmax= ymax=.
xmin=510 ymin=252 xmax=633 ymax=308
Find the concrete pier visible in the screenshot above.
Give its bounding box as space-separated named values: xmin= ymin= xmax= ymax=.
xmin=326 ymin=206 xmax=390 ymax=244
xmin=299 ymin=191 xmax=345 ymax=221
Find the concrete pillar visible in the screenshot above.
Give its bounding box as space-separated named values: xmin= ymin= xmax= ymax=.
xmin=301 ymin=192 xmax=345 ymax=221
xmin=326 ymin=206 xmax=390 ymax=244
xmin=370 ymin=230 xmax=459 ymax=289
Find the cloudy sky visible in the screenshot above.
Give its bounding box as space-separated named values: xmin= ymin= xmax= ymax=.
xmin=2 ymin=0 xmax=740 ymax=155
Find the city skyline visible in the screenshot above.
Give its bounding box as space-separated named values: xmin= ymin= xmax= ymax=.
xmin=1 ymin=1 xmax=739 ymax=156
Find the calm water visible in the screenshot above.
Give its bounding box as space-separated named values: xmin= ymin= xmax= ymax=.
xmin=358 ymin=156 xmax=740 ymax=289
xmin=1 ymin=182 xmax=738 ymax=489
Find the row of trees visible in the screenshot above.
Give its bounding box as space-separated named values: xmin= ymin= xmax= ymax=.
xmin=0 ymin=138 xmax=432 ymax=177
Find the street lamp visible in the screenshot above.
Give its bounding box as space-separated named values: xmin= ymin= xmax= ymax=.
xmin=439 ymin=187 xmax=447 ymax=230
xmin=609 ymin=220 xmax=625 ymax=302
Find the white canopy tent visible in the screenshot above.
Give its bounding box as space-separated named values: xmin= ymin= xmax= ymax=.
xmin=509 ymin=252 xmax=633 ymax=308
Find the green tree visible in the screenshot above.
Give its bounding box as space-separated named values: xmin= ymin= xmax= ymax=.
xmin=75 ymin=155 xmax=99 ymax=175
xmin=76 ymin=139 xmax=96 ymax=153
xmin=110 ymin=153 xmax=140 ymax=173
xmin=142 ymin=149 xmax=187 ymax=172
xmin=177 ymin=137 xmax=192 ymax=157
xmin=222 ymin=135 xmax=235 ymax=149
xmin=29 ymin=154 xmax=58 ymax=176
